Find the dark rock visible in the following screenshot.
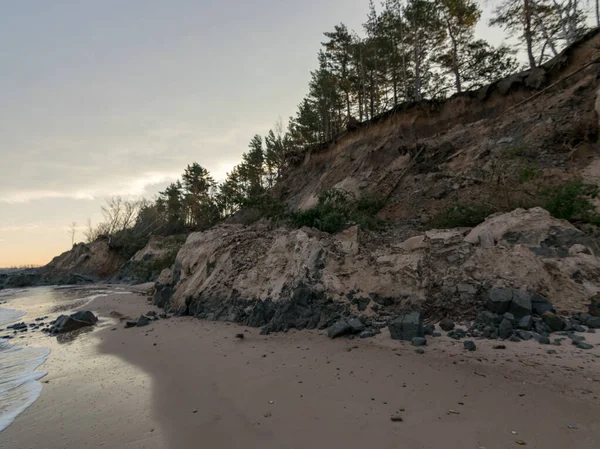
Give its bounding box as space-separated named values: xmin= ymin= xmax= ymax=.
xmin=432 ymin=332 xmax=442 ymax=337
xmin=589 ymin=298 xmax=600 ymax=317
xmin=414 ymin=349 xmax=425 ymax=354
xmin=439 ymin=318 xmax=455 ymax=332
xmin=570 ymin=334 xmax=585 ymax=342
xmin=509 ymin=291 xmax=533 ymax=319
xmin=575 ymin=342 xmax=593 ymax=350
xmin=147 ymin=311 xmax=157 ymax=317
xmin=327 ymin=320 xmax=352 ymax=339
xmin=411 ymin=337 xmax=427 ymax=347
xmin=533 ymin=319 xmax=550 ymax=336
xmin=503 ymin=312 xmax=516 ymax=323
xmin=359 ymin=330 xmax=376 ymax=339
xmin=125 ymin=321 xmax=137 ymax=328
xmin=498 ymin=318 xmax=513 ymax=339
xmin=587 ymin=317 xmax=600 ymax=329
xmin=475 ymin=311 xmax=501 ymax=327
xmin=573 ymin=324 xmax=587 ymax=333
xmin=517 ymin=315 xmax=533 ymax=330
xmin=7 ymin=322 xmax=27 ymax=330
xmin=423 ymin=324 xmax=435 ymax=336
xmin=137 ymin=315 xmax=150 ymax=327
xmin=517 ymin=330 xmax=533 ymax=340
xmin=530 ymin=293 xmax=553 ymax=315
xmin=587 ymin=328 xmax=596 ymax=333
xmin=509 ymin=335 xmax=522 ymax=342
xmin=485 ymin=288 xmax=513 ymax=314
xmin=388 ymin=312 xmax=423 ymax=341
xmin=542 ymin=312 xmax=566 ymax=332
xmin=51 ymin=314 xmax=95 ymax=334
xmin=464 ymin=341 xmax=476 ymax=351
xmin=448 ymin=328 xmax=467 ymax=340
xmin=347 ymin=318 xmax=366 ymax=334
xmin=538 ymin=336 xmax=551 ymax=345
xmin=69 ymin=310 xmax=98 ymax=325
xmin=493 ymin=344 xmax=506 ymax=350
xmin=235 ymin=333 xmax=244 ymax=339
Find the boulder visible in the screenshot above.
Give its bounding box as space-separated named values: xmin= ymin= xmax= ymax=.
xmin=411 ymin=337 xmax=427 ymax=346
xmin=587 ymin=317 xmax=600 ymax=329
xmin=51 ymin=312 xmax=97 ymax=334
xmin=498 ymin=318 xmax=513 ymax=339
xmin=124 ymin=321 xmax=137 ymax=328
xmin=538 ymin=335 xmax=551 ymax=344
xmin=328 ymin=320 xmax=352 ymax=339
xmin=388 ymin=312 xmax=423 ymax=341
xmin=137 ymin=315 xmax=150 ymax=327
xmin=509 ymin=291 xmax=532 ymax=319
xmin=517 ymin=315 xmax=533 ymax=330
xmin=464 ymin=341 xmax=476 ymax=351
xmin=485 ymin=288 xmax=513 ymax=314
xmin=517 ymin=330 xmax=532 ymax=340
xmin=347 ymin=318 xmax=366 ymax=334
xmin=70 ymin=310 xmax=98 ymax=325
xmin=575 ymin=342 xmax=594 ymax=350
xmin=476 ymin=311 xmax=501 ymax=327
xmin=530 ymin=293 xmax=553 ymax=315
xmin=542 ymin=312 xmax=566 ymax=332
xmin=423 ymin=324 xmax=435 ymax=335
xmin=359 ymin=330 xmax=377 ymax=339
xmin=439 ymin=318 xmax=455 ymax=331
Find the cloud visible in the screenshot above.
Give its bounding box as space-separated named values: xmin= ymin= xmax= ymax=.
xmin=0 ymin=224 xmax=41 ymax=232
xmin=0 ymin=121 xmax=270 ymax=204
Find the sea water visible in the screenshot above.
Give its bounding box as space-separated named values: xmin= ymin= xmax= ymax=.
xmin=0 ymin=286 xmax=109 ymax=432
xmin=0 ymin=340 xmax=49 ymax=431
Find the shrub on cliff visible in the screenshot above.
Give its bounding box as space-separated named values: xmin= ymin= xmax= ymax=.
xmin=289 ymin=189 xmax=385 ymax=233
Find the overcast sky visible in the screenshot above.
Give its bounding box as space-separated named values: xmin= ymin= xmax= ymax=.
xmin=0 ymin=0 xmax=515 ymax=266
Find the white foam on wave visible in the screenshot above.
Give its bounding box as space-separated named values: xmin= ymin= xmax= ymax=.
xmin=0 ymin=341 xmax=50 ymax=432
xmin=0 ymin=308 xmax=26 ymax=327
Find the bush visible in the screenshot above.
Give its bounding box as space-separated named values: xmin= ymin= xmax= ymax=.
xmin=289 ymin=189 xmax=385 ymax=234
xmin=542 ymin=179 xmax=600 ymax=223
xmin=431 ymin=203 xmax=497 ymax=228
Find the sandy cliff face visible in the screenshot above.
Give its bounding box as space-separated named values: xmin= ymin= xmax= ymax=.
xmin=155 ymin=208 xmax=600 ymax=332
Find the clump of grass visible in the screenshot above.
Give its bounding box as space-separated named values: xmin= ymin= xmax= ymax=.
xmin=431 ymin=202 xmax=498 ymax=228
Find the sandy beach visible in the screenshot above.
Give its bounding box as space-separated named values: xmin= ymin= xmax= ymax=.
xmin=1 ymin=286 xmax=599 ymax=449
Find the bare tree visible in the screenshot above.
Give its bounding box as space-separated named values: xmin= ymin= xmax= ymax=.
xmin=68 ymin=222 xmax=77 ymax=246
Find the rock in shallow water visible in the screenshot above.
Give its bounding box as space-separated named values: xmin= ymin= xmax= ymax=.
xmin=50 ymin=311 xmax=98 ymax=334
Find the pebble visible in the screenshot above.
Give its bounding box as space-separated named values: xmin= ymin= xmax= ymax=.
xmin=414 ymin=349 xmax=425 ymax=355
xmin=390 ymin=415 xmax=403 ymax=422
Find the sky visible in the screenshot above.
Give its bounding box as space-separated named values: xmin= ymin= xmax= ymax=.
xmin=0 ymin=0 xmax=513 ymax=267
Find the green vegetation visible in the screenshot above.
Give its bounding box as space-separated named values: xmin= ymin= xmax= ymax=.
xmin=289 ymin=190 xmax=385 ymax=234
xmin=517 ymin=162 xmax=543 ymax=183
xmin=541 ymin=179 xmax=600 ymax=223
xmin=431 ymin=202 xmax=498 ymax=228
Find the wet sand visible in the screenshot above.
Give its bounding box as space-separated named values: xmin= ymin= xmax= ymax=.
xmin=2 ymin=286 xmax=600 ymax=449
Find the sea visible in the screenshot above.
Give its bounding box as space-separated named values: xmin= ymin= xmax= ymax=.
xmin=0 ymin=286 xmax=109 ymax=432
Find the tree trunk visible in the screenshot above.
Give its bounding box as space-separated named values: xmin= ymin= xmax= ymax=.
xmin=446 ymin=19 xmax=461 ymax=93
xmin=523 ymin=0 xmax=537 ymax=69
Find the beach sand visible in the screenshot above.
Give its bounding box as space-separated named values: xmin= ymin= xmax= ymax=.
xmin=2 ymin=286 xmax=599 ymax=449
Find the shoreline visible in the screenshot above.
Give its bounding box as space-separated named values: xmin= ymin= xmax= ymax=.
xmin=1 ymin=286 xmax=599 ymax=448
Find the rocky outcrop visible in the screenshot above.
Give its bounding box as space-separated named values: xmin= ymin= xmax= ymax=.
xmin=42 ymin=237 xmax=124 ymax=284
xmin=153 ymin=208 xmax=600 ymax=333
xmin=113 ymin=235 xmax=184 ymax=284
